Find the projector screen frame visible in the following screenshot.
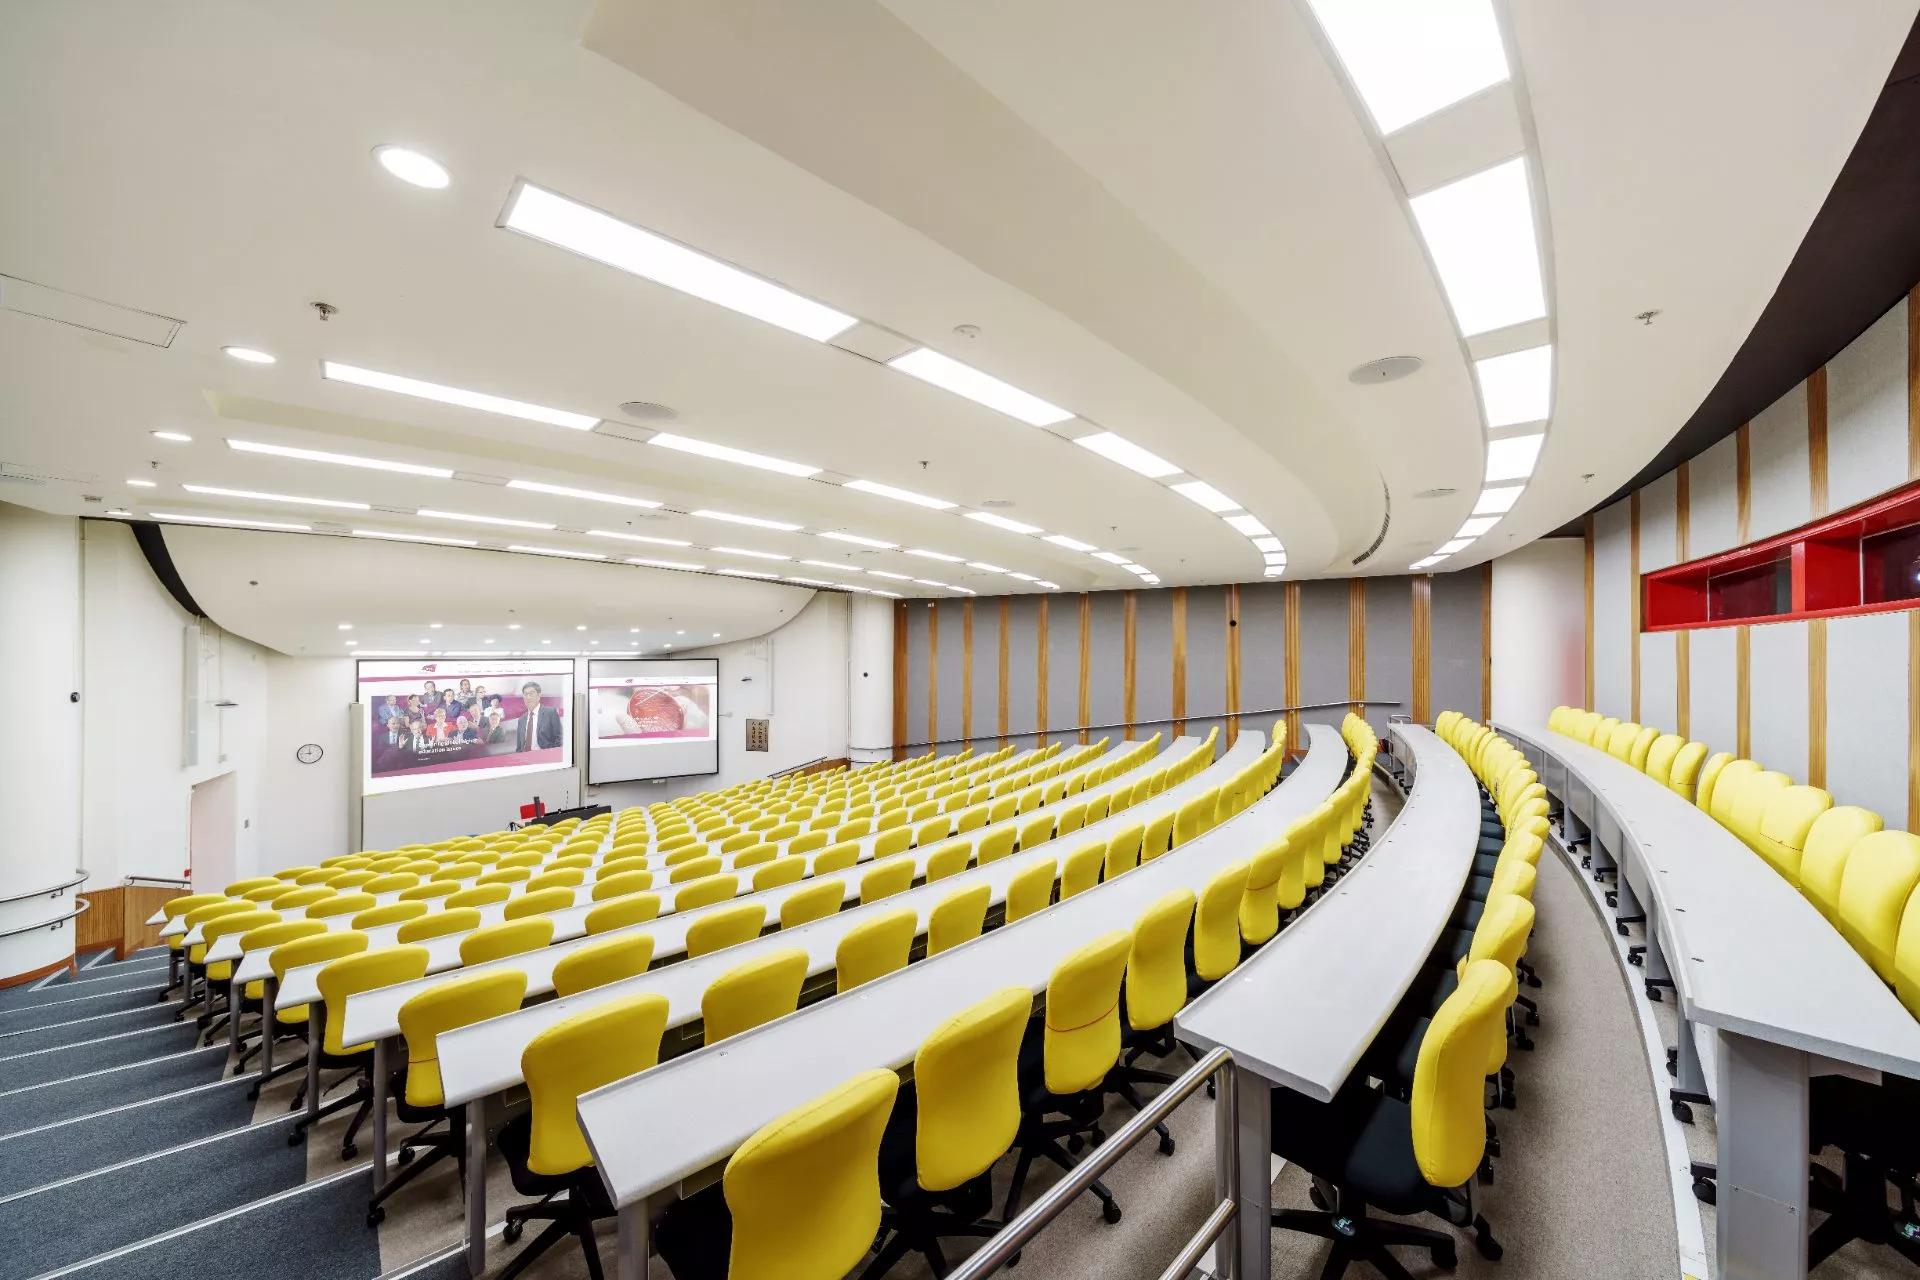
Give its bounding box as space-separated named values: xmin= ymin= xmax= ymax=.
xmin=355 ymin=656 xmax=578 ymax=798
xmin=585 ymin=656 xmax=721 ymax=785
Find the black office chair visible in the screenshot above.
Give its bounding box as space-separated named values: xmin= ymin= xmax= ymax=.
xmin=1804 ymin=1073 xmax=1920 ymax=1268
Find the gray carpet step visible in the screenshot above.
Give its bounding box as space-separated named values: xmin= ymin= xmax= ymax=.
xmin=0 ymin=1021 xmax=205 ymax=1090
xmin=381 ymin=1246 xmax=467 ymax=1280
xmin=0 ymin=1045 xmax=227 ymax=1137
xmin=0 ymin=1076 xmax=257 ymax=1198
xmin=0 ymin=1001 xmax=179 ymax=1053
xmin=0 ymin=968 xmax=169 ymax=1010
xmin=0 ymin=983 xmax=170 ymax=1028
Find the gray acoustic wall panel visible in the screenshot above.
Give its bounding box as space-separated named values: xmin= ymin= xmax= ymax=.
xmin=1296 ymin=579 xmax=1349 ymax=728
xmin=1747 ymin=621 xmax=1808 ymax=778
xmin=1690 ymin=434 xmax=1739 ymax=558
xmin=934 ymin=601 xmax=966 ymax=746
xmin=1641 ymin=471 xmax=1678 ymax=573
xmin=1047 ymin=598 xmax=1081 ymax=744
xmin=1003 ymin=596 xmax=1041 ymax=751
xmin=1430 ymin=571 xmax=1482 ymax=722
xmin=969 ymin=603 xmax=999 ymax=753
xmin=1238 ymin=582 xmax=1288 ymax=724
xmin=904 ymin=601 xmax=930 ymax=747
xmin=1639 ymin=631 xmax=1676 ymax=734
xmin=1592 ymin=499 xmax=1631 ymax=716
xmin=1134 ymin=589 xmax=1174 ymax=743
xmin=1363 ymin=577 xmax=1411 ymax=733
xmin=1827 ymin=611 xmax=1910 ymax=827
xmin=1185 ymin=587 xmax=1229 ymax=744
xmin=1688 ymin=626 xmax=1738 ymax=754
xmin=1748 ymin=384 xmax=1811 ymax=541
xmin=1087 ymin=592 xmax=1127 ymax=735
xmin=1827 ymin=298 xmax=1910 ymax=513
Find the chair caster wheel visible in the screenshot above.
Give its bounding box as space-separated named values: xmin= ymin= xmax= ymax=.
xmin=1525 ymin=973 xmax=1542 ymax=989
xmin=1431 ymin=1242 xmax=1457 ymax=1269
xmin=366 ymin=1207 xmax=385 ymax=1227
xmin=1158 ymin=1132 xmax=1176 ymax=1156
xmin=504 ymin=1220 xmax=523 ymax=1244
xmin=1089 ymin=1126 xmax=1106 ymax=1147
xmin=396 ymin=1147 xmax=414 ymax=1165
xmin=1524 ymin=1009 xmax=1539 ymax=1027
xmin=1475 ymin=1231 xmax=1502 ymax=1261
xmin=1205 ymin=1079 xmax=1216 ymax=1099
xmin=1615 ymin=921 xmax=1628 ymax=936
xmin=1672 ymin=1100 xmax=1693 ymax=1124
xmin=1067 ymin=1134 xmax=1084 ymax=1154
xmin=1693 ymin=1177 xmax=1717 ymax=1205
xmin=341 ymin=1143 xmax=357 ymax=1161
xmin=1646 ymin=985 xmax=1663 ymax=1003
xmin=289 ymin=1130 xmax=305 ymax=1147
xmin=1101 ymin=1202 xmax=1123 ymax=1225
xmin=1308 ymin=1186 xmax=1330 ymax=1212
xmin=247 ymin=1086 xmax=260 ymax=1101
xmin=1006 ymin=1250 xmax=1021 ymax=1268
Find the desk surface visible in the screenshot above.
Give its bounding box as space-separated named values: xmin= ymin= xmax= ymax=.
xmin=337 ymin=736 xmax=1188 ymax=1048
xmin=1176 ymin=724 xmax=1476 ymax=1102
xmin=1503 ymin=721 xmax=1920 ymax=1076
xmin=430 ymin=732 xmax=1263 ymax=1114
xmin=575 ymin=725 xmax=1345 ymax=1211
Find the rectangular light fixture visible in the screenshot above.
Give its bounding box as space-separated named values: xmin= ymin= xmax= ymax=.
xmin=1485 ymin=432 xmax=1545 ymax=483
xmin=1263 ymin=552 xmax=1288 ymax=566
xmin=912 ymin=578 xmax=955 ymax=590
xmin=1073 ymin=431 xmax=1180 ymax=478
xmin=506 ymin=545 xmax=608 ymax=560
xmin=691 ymin=509 xmax=803 ymax=532
xmin=1410 ymin=157 xmax=1546 ymax=338
xmin=713 ymin=546 xmax=790 ymax=561
xmin=887 ymin=348 xmax=1072 ymax=428
xmin=1305 ymin=0 xmax=1509 ymax=135
xmin=906 ymin=548 xmax=963 ymax=562
xmin=507 ymin=479 xmax=661 ymax=508
xmin=587 ymin=530 xmax=693 ymax=547
xmin=1474 ymin=485 xmax=1522 ymax=515
xmin=1141 ymin=574 xmax=1161 ymax=585
xmin=868 ymin=570 xmax=913 ymax=581
xmin=1093 ymin=550 xmax=1130 ymax=565
xmin=149 ymin=512 xmax=310 ymax=532
xmin=501 ymin=183 xmax=856 ymax=342
xmin=1456 ymin=516 xmax=1498 ymax=538
xmin=1224 ymin=513 xmax=1270 ymax=537
xmin=866 ymin=589 xmax=903 ymax=599
xmin=1008 ymin=572 xmax=1039 ymax=582
xmin=182 ymin=484 xmax=369 ymax=510
xmin=1264 ymin=566 xmax=1285 ymax=577
xmin=1171 ymin=480 xmax=1239 ymax=513
xmin=843 ymin=478 xmax=955 ymax=510
xmin=718 ymin=569 xmax=781 ymax=579
xmin=964 ymin=511 xmax=1042 ymax=535
xmin=228 ymin=438 xmax=453 ymax=479
xmin=1411 ymin=556 xmax=1444 ymax=570
xmin=786 ymin=576 xmax=838 ymax=587
xmin=1475 ymin=344 xmax=1552 ymax=428
xmin=1439 ymin=538 xmax=1473 ymax=554
xmin=1043 ymin=533 xmax=1096 ymax=552
xmin=647 ymin=432 xmax=820 ymax=478
xmin=819 ymin=529 xmax=897 ymax=549
xmin=1252 ymin=536 xmax=1284 ymax=553
xmin=1036 ymin=580 xmax=1061 ymax=590
xmin=322 ymin=361 xmax=597 ymax=430
xmin=418 ymin=509 xmax=556 ymax=530
xmin=1122 ymin=564 xmax=1150 ymax=574
xmin=800 ymin=559 xmax=861 ymax=572
xmin=966 ymin=562 xmax=1008 ymax=573
xmin=351 ymin=529 xmax=479 ymax=547
xmin=628 ymin=557 xmax=706 ymax=571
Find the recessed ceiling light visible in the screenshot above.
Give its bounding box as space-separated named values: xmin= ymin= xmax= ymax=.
xmin=575 ymin=624 xmax=588 ymax=631
xmin=1485 ymin=433 xmax=1545 ymax=483
xmin=1141 ymin=574 xmax=1161 ymax=585
xmin=964 ymin=511 xmax=1042 ymax=535
xmin=183 ymin=484 xmax=370 ymax=510
xmin=887 ymin=348 xmax=1072 ymax=427
xmin=352 ymin=529 xmax=478 ymax=547
xmin=1411 ymin=556 xmax=1445 ymax=571
xmin=1252 ymin=536 xmax=1284 ymax=553
xmin=800 ymin=559 xmax=861 ymax=572
xmin=1410 ymin=157 xmax=1546 ymax=338
xmin=345 ymin=639 xmax=357 ymax=646
xmin=1306 ymin=0 xmax=1509 ymax=135
xmin=868 ymin=570 xmax=913 ymax=581
xmin=509 ymin=624 xmax=522 ymax=630
xmin=501 ymin=182 xmax=856 ymax=341
xmin=429 ymin=622 xmax=443 ymax=628
xmin=1171 ymin=480 xmax=1240 ymax=514
xmin=819 ymin=530 xmax=897 ymax=549
xmin=718 ymin=569 xmax=780 ymax=580
xmin=647 ymin=433 xmax=820 ymax=478
xmin=373 ymin=145 xmax=450 ymax=189
xmin=151 ymin=431 xmax=192 ymax=443
xmin=418 ymin=639 xmax=430 ymax=644
xmin=1122 ymin=564 xmax=1150 ymax=574
xmin=1264 ymin=566 xmax=1285 ymax=578
xmin=587 ymin=530 xmax=693 ymax=547
xmin=867 ymin=590 xmax=903 ymax=599
xmin=542 ymin=639 xmax=552 ymax=644
xmin=712 ymin=632 xmax=722 ymax=638
xmin=1036 ymin=580 xmax=1061 ymax=590
xmin=663 ymin=643 xmax=674 ymax=648
xmin=1072 ymin=431 xmax=1180 ymax=478
xmin=589 ymin=640 xmax=599 ymax=645
xmin=483 ymin=638 xmax=496 ymax=644
xmin=1456 ymin=516 xmax=1499 ymax=538
xmin=843 ymin=478 xmax=956 ymax=510
xmin=1043 ymin=534 xmax=1096 ymax=553
xmin=629 ymin=557 xmax=706 ymax=571
xmin=148 ymin=512 xmax=309 ymax=532
xmin=1440 ymin=538 xmax=1473 ymax=554
xmin=126 ymin=478 xmax=156 ymax=488
xmin=228 ymin=438 xmax=453 ymax=479
xmin=787 ymin=576 xmax=838 ymax=587
xmin=1474 ymin=344 xmax=1552 ymax=428
xmin=223 ymin=346 xmax=276 ymax=364
xmin=1008 ymin=572 xmax=1039 ymax=583
xmin=913 ymin=579 xmax=955 ymax=590
xmin=1263 ymin=552 xmax=1288 ymax=566
xmin=1224 ymin=514 xmax=1271 ymax=537
xmin=418 ymin=509 xmax=556 ymax=530
xmin=714 ymin=546 xmax=790 ymax=562
xmin=104 ymin=508 xmax=131 ymax=517
xmin=506 ymin=479 xmax=661 ymax=508
xmin=1473 ymin=485 xmax=1522 ymax=515
xmin=1093 ymin=551 xmax=1129 ymax=565
xmin=323 ymin=361 xmax=599 ymax=431
xmin=337 ymin=623 xmax=353 ymax=631
xmin=907 ymin=548 xmax=963 ymax=563
xmin=676 ymin=630 xmax=686 ymax=635
xmin=692 ymin=509 xmax=803 ymax=532
xmin=508 ymin=545 xmax=609 ymax=560
xmin=966 ymin=562 xmax=1008 ymax=573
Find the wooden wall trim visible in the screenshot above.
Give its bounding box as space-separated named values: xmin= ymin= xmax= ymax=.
xmin=960 ymin=600 xmax=973 ymax=742
xmin=1 ymin=957 xmax=74 ymax=988
xmin=1035 ymin=596 xmax=1049 ymax=746
xmin=892 ymin=601 xmax=909 ymax=761
xmin=926 ymin=600 xmax=939 ymax=747
xmin=1736 ymin=421 xmax=1752 ymax=543
xmin=1808 ymin=618 xmax=1827 ymax=787
xmin=1808 ymin=366 xmax=1830 ymax=519
xmin=1077 ymin=594 xmax=1091 ymax=745
xmin=1909 ymin=285 xmax=1920 ymax=479
xmin=1736 ymin=625 xmax=1752 ymax=759
xmin=1676 ymin=459 xmax=1690 ymax=737
xmin=1122 ymin=592 xmax=1138 ymax=740
xmin=997 ymin=599 xmax=1010 ymax=747
xmin=1347 ymin=579 xmax=1366 ymax=711
xmin=1411 ymin=576 xmax=1432 ymax=725
xmin=1583 ymin=515 xmax=1595 ymax=709
xmin=1629 ymin=490 xmax=1642 ymax=723
xmin=1224 ymin=585 xmax=1243 ymax=747
xmin=1283 ymin=581 xmax=1302 ymax=750
xmin=1480 ymin=563 xmax=1493 ymax=720
xmin=1170 ymin=587 xmax=1188 ymax=736
xmin=76 ymin=885 xmax=124 ymax=956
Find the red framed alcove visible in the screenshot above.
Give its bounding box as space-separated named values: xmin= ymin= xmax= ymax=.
xmin=1643 ymin=476 xmax=1920 ymax=631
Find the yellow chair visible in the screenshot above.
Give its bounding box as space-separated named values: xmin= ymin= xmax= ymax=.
xmin=814 ymin=842 xmax=861 ymax=874
xmin=789 ymin=830 xmax=831 ymax=857
xmin=592 ymin=869 xmax=654 ymax=901
xmin=398 ymin=880 xmax=461 ymax=904
xmin=779 ymin=879 xmax=846 ymax=929
xmin=525 ymin=869 xmax=585 ymax=893
xmin=439 ymin=884 xmax=505 ymax=911
xmin=860 ymin=857 xmax=915 ymax=905
xmin=1694 ymin=751 xmax=1736 ymax=813
xmin=923 ymin=840 xmax=971 ymax=884
xmin=1753 ymin=785 xmax=1834 ymax=883
xmin=363 ymin=872 xmax=420 ymax=896
xmin=1112 ymin=889 xmax=1197 ymax=1123
xmin=836 ymin=908 xmax=917 ymax=993
xmin=585 ymin=893 xmax=662 ymax=936
xmin=703 ymin=949 xmax=809 ymax=1043
xmin=460 ymin=918 xmax=553 ymax=965
xmin=1103 ymin=823 xmax=1144 ymax=881
xmin=733 ymin=843 xmax=779 ymax=871
xmin=1798 ymin=806 xmax=1885 ymax=922
xmin=397 ymin=908 xmax=481 ymax=943
xmin=873 ymin=827 xmax=913 ymax=860
xmin=1835 ymin=831 xmax=1920 ymax=981
xmin=305 ymin=892 xmax=377 ymax=923
xmin=670 ymin=856 xmax=725 ymax=885
xmin=674 ymin=874 xmax=740 ymax=912
xmin=1140 ymin=812 xmax=1175 ymax=863
xmin=687 ymin=903 xmax=769 ymax=958
xmin=1193 ymin=861 xmax=1251 ymax=988
xmin=1017 ymin=814 xmax=1054 ymax=852
xmin=1058 ymin=843 xmax=1104 ymax=901
xmin=927 ymin=883 xmax=991 ymax=956
xmin=552 ymin=935 xmax=655 ymax=997
xmin=503 ymin=887 xmax=575 ymax=921
xmin=1239 ymin=836 xmax=1289 ymax=947
xmin=351 ymin=901 xmax=429 ymax=931
xmin=1004 ymin=859 xmax=1056 ymax=924
xmin=1666 ymin=742 xmax=1708 ymax=800
xmin=974 ymin=828 xmax=1017 ymax=866
xmin=298 ymin=945 xmax=432 ymax=1150
xmin=476 ymin=868 xmax=531 ymax=888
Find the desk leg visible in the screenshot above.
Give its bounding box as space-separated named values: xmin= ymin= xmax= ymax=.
xmin=261 ymin=978 xmax=276 ymax=1083
xmin=371 ymin=1038 xmax=389 ymax=1192
xmin=1674 ymin=1011 xmax=1709 ymax=1099
xmin=465 ymin=1099 xmax=487 ymax=1276
xmin=304 ymin=1009 xmax=321 ymax=1129
xmin=616 ymin=1202 xmax=650 ymax=1280
xmin=228 ymin=976 xmax=243 ymax=1057
xmin=1229 ymin=1065 xmax=1271 ymax=1280
xmin=1715 ymin=1031 xmax=1809 ymax=1280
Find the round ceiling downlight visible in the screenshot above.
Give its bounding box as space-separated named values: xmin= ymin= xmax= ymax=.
xmin=374 ymin=145 xmax=451 ymax=190
xmin=1348 ymin=355 xmax=1424 ymax=385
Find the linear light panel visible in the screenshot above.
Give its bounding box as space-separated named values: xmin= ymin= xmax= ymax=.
xmin=866 ymin=589 xmax=903 ymax=599
xmin=1252 ymin=536 xmax=1284 ymax=553
xmin=506 ymin=545 xmax=608 ymax=560
xmin=713 ymin=546 xmax=790 ymax=561
xmin=1141 ymin=575 xmax=1161 ymax=585
xmin=966 ymin=562 xmax=1008 ymax=574
xmin=647 ymin=432 xmax=820 ymax=478
xmin=507 ymin=479 xmax=661 ymax=508
xmin=818 ymin=530 xmax=897 ymax=549
xmin=1411 ymin=555 xmax=1444 ymax=570
xmin=587 ymin=530 xmax=693 ymax=547
xmin=800 ymin=559 xmax=861 ymax=573
xmin=351 ymin=529 xmax=479 ymax=547
xmin=500 ymin=183 xmax=856 ymax=342
xmin=1171 ymin=480 xmax=1239 ymax=513
xmin=322 ymin=361 xmax=597 ymax=430
xmin=887 ymin=348 xmax=1073 ymax=428
xmin=1473 ymin=485 xmax=1522 ymax=515
xmin=964 ymin=511 xmax=1042 ymax=535
xmin=1073 ymin=431 xmax=1180 ymax=479
xmin=1306 ymin=0 xmax=1510 ymax=135
xmin=906 ymin=548 xmax=963 ymax=563
xmin=786 ymin=576 xmax=838 ymax=587
xmin=1093 ymin=551 xmax=1130 ymax=565
xmin=718 ymin=569 xmax=780 ymax=579
xmin=182 ymin=484 xmax=369 ymax=510
xmin=1224 ymin=513 xmax=1270 ymax=537
xmin=868 ymin=570 xmax=913 ymax=581
xmin=1475 ymin=344 xmax=1552 ymax=428
xmin=1410 ymin=158 xmax=1546 ymax=337
xmin=1036 ymin=581 xmax=1061 ymax=590
xmin=843 ymin=479 xmax=955 ymax=510
xmin=1455 ymin=516 xmax=1498 ymax=538
xmin=691 ymin=509 xmax=802 ymax=532
xmin=913 ymin=579 xmax=955 ymax=590
xmin=1484 ymin=433 xmax=1545 ymax=483
xmin=629 ymin=557 xmax=706 ymax=571
xmin=418 ymin=509 xmax=556 ymax=530
xmin=1043 ymin=534 xmax=1096 ymax=552
xmin=227 ymin=438 xmax=453 ymax=479
xmin=1439 ymin=538 xmax=1472 ymax=554
xmin=148 ymin=513 xmax=311 ymax=532
xmin=1263 ymin=553 xmax=1288 ymax=566
xmin=1008 ymin=572 xmax=1040 ymax=583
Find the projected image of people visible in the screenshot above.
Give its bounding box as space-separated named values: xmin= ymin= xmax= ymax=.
xmin=358 ymin=659 xmax=573 ymax=795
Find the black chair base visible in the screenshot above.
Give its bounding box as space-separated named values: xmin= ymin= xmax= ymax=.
xmin=1808 ymin=1153 xmax=1920 ymax=1270
xmin=1271 ymin=1202 xmax=1500 ymax=1278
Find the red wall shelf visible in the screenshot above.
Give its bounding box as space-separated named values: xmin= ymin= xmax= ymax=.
xmin=1642 ymin=477 xmax=1920 ymax=631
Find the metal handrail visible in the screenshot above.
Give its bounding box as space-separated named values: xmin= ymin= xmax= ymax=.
xmin=855 ymin=698 xmax=1403 ymax=754
xmin=0 ymin=897 xmax=89 ymax=941
xmin=0 ymin=871 xmax=85 ymax=909
xmin=124 ymin=875 xmax=190 ymax=889
xmin=947 ymin=1045 xmax=1240 ymax=1280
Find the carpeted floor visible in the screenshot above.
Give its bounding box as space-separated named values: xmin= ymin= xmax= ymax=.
xmin=0 ymin=1044 xmax=229 ymax=1136
xmin=0 ymin=1076 xmax=260 ymax=1198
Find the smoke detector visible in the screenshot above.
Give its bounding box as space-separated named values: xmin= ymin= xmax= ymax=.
xmin=1348 ymin=356 xmax=1424 ymax=385
xmin=618 ymin=401 xmax=678 ymax=423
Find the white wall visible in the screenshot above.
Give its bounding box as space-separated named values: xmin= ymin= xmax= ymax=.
xmin=1489 ymin=537 xmax=1586 ymax=728
xmin=261 ymin=652 xmax=355 ymax=869
xmin=847 ymin=594 xmax=894 ymax=764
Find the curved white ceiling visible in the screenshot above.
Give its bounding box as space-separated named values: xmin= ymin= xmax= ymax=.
xmin=0 ymin=0 xmax=1908 ymax=595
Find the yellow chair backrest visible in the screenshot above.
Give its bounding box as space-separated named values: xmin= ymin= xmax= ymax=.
xmin=1726 ymin=770 xmax=1791 ymax=850
xmin=460 ymin=917 xmax=554 ymax=965
xmin=1753 ymin=785 xmax=1834 ymax=883
xmin=753 ymin=859 xmax=807 ymax=892
xmin=1836 ymin=831 xmax=1920 ymax=981
xmin=503 ymin=887 xmax=575 ymax=921
xmin=927 ymin=883 xmax=991 ymax=957
xmin=1127 ymin=890 xmax=1195 ymax=1033
xmin=675 ymin=874 xmax=740 ymax=912
xmin=1798 ymin=806 xmax=1885 ymax=922
xmin=1239 ymin=836 xmax=1288 ymax=947
xmin=398 ymin=881 xmax=461 ymax=904
xmin=703 ymin=948 xmax=809 ymax=1043
xmin=553 ymin=934 xmax=656 ymax=997
xmin=789 ymin=830 xmax=831 ymax=856
xmin=1103 ymin=823 xmax=1144 ymax=882
xmin=397 ymin=969 xmax=528 ymax=1108
xmin=522 ymin=994 xmax=670 ymax=1177
xmin=974 ymin=828 xmax=1017 ymax=866
xmin=733 ymin=843 xmax=779 ymax=871
xmin=860 ymin=856 xmax=915 ymax=905
xmin=923 ymin=840 xmax=971 ymax=883
xmin=592 ymin=869 xmax=654 ymax=901
xmin=1694 ymin=751 xmax=1736 ymax=813
xmin=315 ymin=946 xmax=431 ymax=1055
xmin=1141 ymin=812 xmax=1176 ymax=863
xmin=1005 ymin=859 xmax=1056 ymax=924
xmin=525 ymin=869 xmax=585 ymax=893
xmin=687 ymin=903 xmax=769 ymax=958
xmin=1017 ymin=813 xmax=1054 ymax=852
xmin=779 ymin=879 xmax=845 ymax=929
xmin=836 ymin=907 xmax=917 ymax=993
xmin=1408 ymin=959 xmax=1512 ymax=1187
xmin=1059 ymin=842 xmax=1104 ymax=901
xmin=445 ymin=883 xmax=510 ymax=911
xmin=909 ymin=988 xmax=1029 ymax=1191
xmin=814 ymin=842 xmax=861 ymax=874
xmin=1042 ymin=932 xmax=1130 ymax=1095
xmin=586 ymin=893 xmax=662 ymax=936
xmin=352 ymin=901 xmax=429 ymax=931
xmin=670 ymin=856 xmax=724 ymax=885
xmin=306 ymin=892 xmax=377 ymax=921
xmin=1193 ymin=861 xmax=1251 ymax=982
xmin=397 ymin=908 xmax=481 ymax=943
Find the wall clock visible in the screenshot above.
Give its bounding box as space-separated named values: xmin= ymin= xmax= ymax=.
xmin=296 ymin=743 xmax=324 ymax=765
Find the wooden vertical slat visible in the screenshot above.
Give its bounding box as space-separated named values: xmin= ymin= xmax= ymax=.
xmin=1676 ymin=461 xmax=1690 ymax=737
xmin=1170 ymin=587 xmax=1188 ymax=736
xmin=997 ymin=599 xmax=1010 ymax=747
xmin=1284 ymin=582 xmax=1302 ymax=750
xmin=1808 ymin=366 xmax=1830 ymax=518
xmin=1347 ymin=579 xmax=1366 ymax=712
xmin=1122 ymin=592 xmax=1138 ymax=740
xmin=960 ymin=600 xmax=973 ymax=743
xmin=1583 ymin=515 xmax=1595 ymax=709
xmin=1912 ymin=289 xmax=1920 ymax=823
xmin=1910 ymin=285 xmax=1920 ymax=477
xmin=892 ymin=600 xmax=909 ymax=761
xmin=926 ymin=601 xmax=939 ymax=748
xmin=1736 ymin=421 xmax=1752 ymax=755
xmin=1736 ymin=422 xmax=1752 ymax=543
xmin=1736 ymin=625 xmax=1752 ymax=759
xmin=1480 ymin=563 xmax=1493 ymax=720
xmin=1035 ymin=596 xmax=1049 ymax=746
xmin=1411 ymin=575 xmax=1432 ymax=725
xmin=1629 ymin=490 xmax=1641 ymax=723
xmin=1809 ymin=618 xmax=1827 ymax=787
xmin=1224 ymin=585 xmax=1243 ymax=747
xmin=1077 ymin=594 xmax=1091 ymax=745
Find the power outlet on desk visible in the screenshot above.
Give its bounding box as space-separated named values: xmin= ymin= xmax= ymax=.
xmin=745 ymin=719 xmax=770 ymax=752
